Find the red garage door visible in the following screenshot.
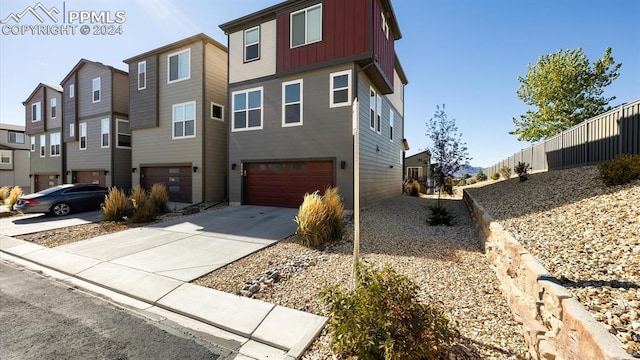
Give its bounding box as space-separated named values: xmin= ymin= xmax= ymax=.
xmin=245 ymin=161 xmax=333 ymax=208
xmin=141 ymin=166 xmax=192 ymax=203
xmin=73 ymin=171 xmax=105 ymax=185
xmin=34 ymin=174 xmax=58 ymax=192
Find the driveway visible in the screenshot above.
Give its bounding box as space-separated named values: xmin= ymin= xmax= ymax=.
xmin=0 ymin=210 xmax=103 ymax=237
xmin=54 ymin=206 xmax=298 ymax=282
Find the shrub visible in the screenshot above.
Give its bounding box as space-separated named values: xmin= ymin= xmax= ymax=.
xmin=428 ymin=204 xmax=454 ymax=226
xmin=514 ymin=161 xmax=531 ymax=182
xmin=469 ymin=178 xmax=477 ymax=185
xmin=295 ymin=187 xmax=345 ymax=248
xmin=129 ymin=185 xmax=156 ymax=223
xmin=0 ymin=186 xmax=10 ymax=202
xmin=7 ymin=186 xmax=23 ymax=209
xmin=457 ymin=179 xmax=466 ymax=186
xmin=442 ymin=179 xmax=454 ymax=195
xmin=499 ymin=166 xmax=511 ymax=180
xmin=149 ymin=183 xmax=169 ymax=215
xmin=409 ymin=181 xmax=421 ymax=197
xmin=461 ymin=173 xmax=471 ymax=180
xmin=320 ymin=261 xmax=454 ymax=360
xmin=476 ymin=169 xmax=488 ymax=182
xmin=490 ymin=172 xmax=500 ymax=180
xmin=598 ymin=153 xmax=640 ymax=186
xmin=102 ymin=187 xmax=131 ymax=222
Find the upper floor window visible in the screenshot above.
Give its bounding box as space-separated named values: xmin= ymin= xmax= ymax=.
xmin=172 ymin=101 xmax=196 ymax=139
xmin=330 ymin=70 xmax=351 ymax=108
xmin=232 ymin=87 xmax=263 ymax=132
xmin=389 ymin=109 xmax=394 ymax=141
xmin=117 ymin=119 xmax=131 ymax=148
xmin=381 ymin=12 xmax=389 ymax=39
xmin=376 ymin=94 xmax=382 ymax=133
xmin=39 ymin=134 xmax=46 ymax=157
xmin=79 ymin=122 xmax=87 ymax=150
xmin=0 ymin=150 xmax=11 ymax=164
xmin=92 ymin=77 xmax=101 ymax=103
xmin=69 ymin=123 xmax=75 ymax=137
xmin=101 ymin=118 xmax=110 ymax=148
xmin=369 ymin=88 xmax=376 ymax=130
xmin=30 ymin=137 xmax=35 ymax=152
xmin=50 ymin=132 xmax=61 ymax=157
xmin=282 ymin=79 xmax=303 ymax=127
xmin=290 ymin=4 xmax=322 ymax=48
xmin=50 ymin=98 xmax=57 ymax=118
xmin=244 ymin=26 xmax=260 ymax=62
xmin=168 ymin=49 xmax=190 ymax=83
xmin=69 ymin=84 xmax=75 ymax=98
xmin=32 ymin=102 xmax=41 ymax=122
xmin=8 ymin=131 xmax=25 ymax=144
xmin=138 ymin=61 xmax=146 ymax=90
xmin=211 ymin=102 xmax=224 ymax=121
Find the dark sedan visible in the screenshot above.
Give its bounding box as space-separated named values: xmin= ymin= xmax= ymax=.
xmin=13 ymin=184 xmax=109 ymax=216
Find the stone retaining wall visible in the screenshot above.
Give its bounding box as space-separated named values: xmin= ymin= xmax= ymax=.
xmin=463 ymin=190 xmax=633 ymax=360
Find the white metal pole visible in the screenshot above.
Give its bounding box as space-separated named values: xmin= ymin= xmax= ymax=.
xmin=352 ymin=98 xmax=360 ymax=290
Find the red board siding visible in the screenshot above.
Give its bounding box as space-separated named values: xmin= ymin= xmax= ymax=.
xmin=277 ymin=0 xmax=369 ymax=72
xmin=372 ymin=0 xmax=394 ymax=87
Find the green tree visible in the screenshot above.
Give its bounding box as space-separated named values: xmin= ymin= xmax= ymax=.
xmin=511 ymin=47 xmax=621 ymax=142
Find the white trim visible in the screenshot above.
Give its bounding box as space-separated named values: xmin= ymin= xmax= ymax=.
xmin=329 ymin=70 xmax=352 ymax=108
xmin=31 ymin=102 xmax=41 ymax=122
xmin=138 ymin=61 xmax=147 ymax=90
xmin=50 ymin=132 xmax=61 ymax=157
xmin=92 ymin=77 xmax=101 ymax=103
xmin=211 ymin=102 xmax=224 ymax=121
xmin=290 ymin=3 xmax=322 ymax=48
xmin=282 ymin=79 xmax=303 ymax=127
xmin=0 ymin=150 xmax=11 ymax=165
xmin=69 ymin=84 xmax=74 ymax=98
xmin=101 ymin=118 xmax=110 ymax=148
xmin=167 ymin=48 xmax=191 ymax=84
xmin=30 ymin=137 xmax=35 ymax=152
xmin=171 ymin=101 xmax=197 ymax=139
xmin=39 ymin=134 xmax=46 ymax=158
xmin=244 ymin=26 xmax=260 ymax=62
xmin=406 ymin=166 xmax=422 ymax=179
xmin=231 ymin=87 xmax=264 ymax=132
xmin=69 ymin=123 xmax=75 ymax=137
xmin=389 ymin=109 xmax=394 ymax=142
xmin=116 ymin=119 xmax=131 ymax=149
xmin=376 ymin=94 xmax=382 ymax=134
xmin=79 ymin=122 xmax=87 ymax=150
xmin=369 ymin=87 xmax=376 ymax=130
xmin=50 ymin=98 xmax=57 ymax=119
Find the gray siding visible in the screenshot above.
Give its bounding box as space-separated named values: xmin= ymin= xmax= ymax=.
xmin=65 ymin=117 xmax=111 ymax=184
xmin=228 ymin=64 xmax=355 ymax=208
xmin=113 ymin=72 xmax=129 ymax=115
xmin=62 ymin=79 xmax=77 ymax=141
xmin=0 ymin=149 xmax=30 ymax=190
xmin=204 ymin=43 xmax=228 ymax=202
xmin=77 ymin=65 xmax=112 ymax=118
xmin=46 ymin=88 xmax=62 ymax=130
xmin=112 ymin=120 xmax=132 ymax=191
xmin=25 ymin=87 xmax=45 ymax=136
xmin=357 ymin=71 xmax=403 ymax=207
xmin=29 ymin=131 xmax=64 ymax=177
xmin=404 ymin=152 xmax=430 ymax=181
xmin=129 ymin=55 xmax=158 ymax=129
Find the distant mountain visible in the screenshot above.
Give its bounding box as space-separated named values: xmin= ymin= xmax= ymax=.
xmin=453 ymin=165 xmax=483 ymax=177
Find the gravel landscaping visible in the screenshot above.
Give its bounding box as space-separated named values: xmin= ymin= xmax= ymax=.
xmin=466 ymin=166 xmax=640 ymax=357
xmin=195 ymin=195 xmax=529 ymax=359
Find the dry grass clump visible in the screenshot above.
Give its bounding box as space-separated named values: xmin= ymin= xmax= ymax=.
xmin=130 ymin=185 xmax=155 ymax=223
xmin=102 ymin=187 xmax=130 ymax=222
xmin=295 ymin=187 xmax=345 ymax=248
xmin=149 ymin=183 xmax=169 ymax=214
xmin=0 ymin=186 xmax=10 ymax=202
xmin=6 ymin=186 xmax=24 ymax=208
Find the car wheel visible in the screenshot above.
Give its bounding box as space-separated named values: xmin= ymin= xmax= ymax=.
xmin=51 ymin=203 xmax=71 ymax=216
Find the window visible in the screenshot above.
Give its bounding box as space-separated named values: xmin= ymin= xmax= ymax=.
xmin=381 ymin=12 xmax=389 ymax=39
xmin=232 ymin=87 xmax=263 ymax=131
xmin=407 ymin=167 xmax=421 ymax=180
xmin=50 ymin=132 xmax=60 ymax=156
xmin=290 ymin=4 xmax=322 ymax=48
xmin=389 ymin=110 xmax=394 ymax=141
xmin=376 ymin=94 xmax=382 ymax=133
xmin=0 ymin=150 xmax=11 ymax=164
xmin=117 ymin=119 xmax=131 ymax=148
xmin=330 ymin=70 xmax=351 ymax=108
xmin=32 ymin=102 xmax=41 ymax=122
xmin=138 ymin=61 xmax=146 ymax=90
xmin=211 ymin=102 xmax=223 ymax=121
xmin=92 ymin=77 xmax=101 ymax=103
xmin=50 ymin=98 xmax=57 ymax=118
xmin=244 ymin=26 xmax=260 ymax=62
xmin=168 ymin=49 xmax=190 ymax=83
xmin=39 ymin=135 xmax=46 ymax=157
xmin=69 ymin=84 xmax=75 ymax=98
xmin=369 ymin=88 xmax=376 ymax=130
xmin=172 ymin=101 xmax=196 ymax=138
xmin=8 ymin=131 xmax=25 ymax=144
xmin=79 ymin=122 xmax=87 ymax=150
xmin=30 ymin=137 xmax=35 ymax=152
xmin=69 ymin=123 xmax=75 ymax=137
xmin=101 ymin=118 xmax=110 ymax=148
xmin=282 ymin=79 xmax=303 ymax=127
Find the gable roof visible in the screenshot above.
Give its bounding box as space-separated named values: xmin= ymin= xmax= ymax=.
xmin=22 ymin=83 xmax=63 ymax=105
xmin=406 ymin=150 xmax=431 ymax=162
xmin=220 ymin=0 xmax=402 ymax=40
xmin=123 ymin=33 xmax=227 ymax=64
xmin=60 ymin=58 xmax=127 ymax=86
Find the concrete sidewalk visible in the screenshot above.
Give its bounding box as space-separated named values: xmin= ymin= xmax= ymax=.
xmin=0 ymin=206 xmax=327 ymax=360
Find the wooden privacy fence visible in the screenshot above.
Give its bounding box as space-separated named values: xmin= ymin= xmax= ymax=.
xmin=486 ymin=99 xmax=640 ymax=176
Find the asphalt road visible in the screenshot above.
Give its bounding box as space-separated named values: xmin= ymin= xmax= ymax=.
xmin=0 ymin=260 xmax=234 ymax=360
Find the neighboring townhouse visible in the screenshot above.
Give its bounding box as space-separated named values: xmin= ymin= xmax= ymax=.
xmin=0 ymin=123 xmax=30 ymax=190
xmin=220 ymin=0 xmax=408 ymax=209
xmin=404 ymin=150 xmax=431 ymax=182
xmin=60 ymin=59 xmax=131 ymax=190
xmin=123 ymin=33 xmax=228 ymax=203
xmin=22 ymin=83 xmax=64 ymax=192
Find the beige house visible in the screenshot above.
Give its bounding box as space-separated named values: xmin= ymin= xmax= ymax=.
xmin=0 ymin=123 xmax=30 ymax=191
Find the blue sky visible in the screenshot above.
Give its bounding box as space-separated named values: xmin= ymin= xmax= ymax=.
xmin=1 ymin=0 xmax=639 ymax=167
